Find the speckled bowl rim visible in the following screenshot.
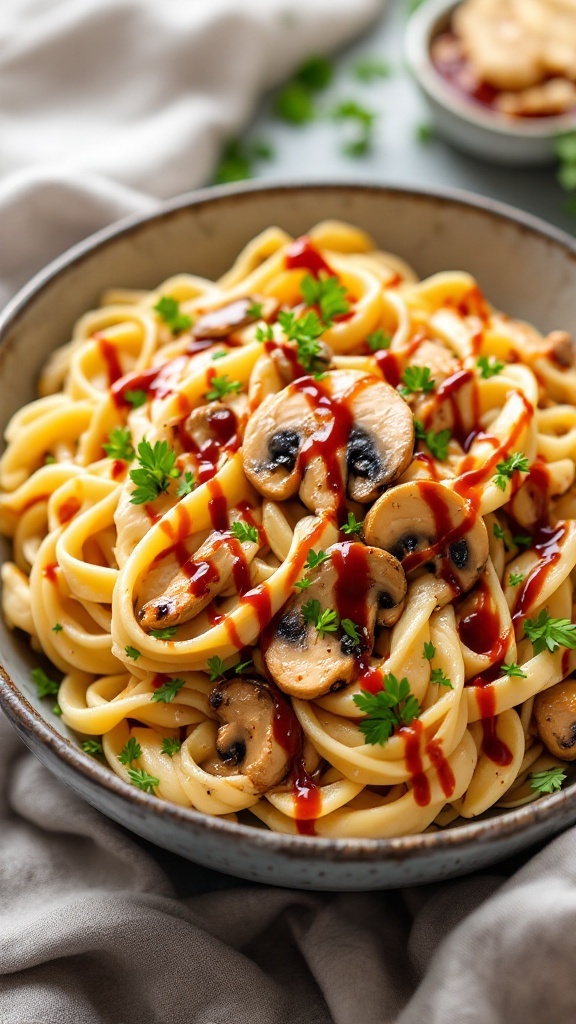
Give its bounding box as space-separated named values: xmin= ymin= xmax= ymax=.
xmin=1 ymin=178 xmax=576 ymax=865
xmin=406 ymin=0 xmax=576 ymax=139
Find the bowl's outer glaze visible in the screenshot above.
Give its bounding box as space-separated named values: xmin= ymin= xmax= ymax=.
xmin=2 ymin=181 xmax=576 ymax=890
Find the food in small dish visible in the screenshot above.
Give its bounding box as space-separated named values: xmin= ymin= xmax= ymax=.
xmin=2 ymin=218 xmax=576 ymax=840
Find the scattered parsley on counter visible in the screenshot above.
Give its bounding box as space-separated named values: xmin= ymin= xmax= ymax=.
xmin=477 ymin=355 xmax=504 ymax=379
xmin=151 ymin=677 xmax=186 ymax=704
xmin=125 ymin=646 xmax=141 ymax=661
xmin=530 ymin=766 xmax=567 ymax=794
xmin=230 ymin=521 xmax=259 ymax=544
xmin=295 ymin=55 xmax=333 ymax=91
xmin=274 ymin=81 xmax=315 ymax=124
xmin=493 ymin=452 xmax=530 ymax=491
xmin=150 ymin=626 xmax=177 ymax=640
xmin=332 ymin=99 xmax=376 ymax=157
xmin=366 ymin=329 xmax=391 ymax=352
xmin=176 ymin=471 xmax=196 ymax=498
xmin=127 ymin=768 xmax=160 ymax=794
xmin=415 ymin=122 xmax=436 ymax=143
xmin=153 ymin=296 xmax=192 ymax=335
xmin=354 ymin=57 xmax=391 ymax=82
xmin=161 ymin=738 xmax=182 ymax=758
xmin=118 ymin=737 xmax=142 ymax=765
xmin=399 ymin=365 xmax=435 ymax=396
xmin=213 ymin=138 xmax=274 ymax=185
xmin=103 ymin=427 xmax=135 ymax=462
xmin=524 ymin=610 xmax=576 ymax=654
xmin=82 ymin=740 xmax=103 ymax=756
xmin=354 ymin=674 xmax=421 ymax=746
xmin=31 ymin=668 xmax=59 ymax=699
xmin=341 ymin=512 xmax=363 ymax=536
xmin=129 ymin=439 xmax=180 ymax=504
xmin=204 ymin=375 xmax=243 ymax=402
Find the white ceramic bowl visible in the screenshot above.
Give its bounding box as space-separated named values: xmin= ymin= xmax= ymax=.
xmin=2 ymin=181 xmax=576 ymax=890
xmin=406 ymin=0 xmax=576 ymax=166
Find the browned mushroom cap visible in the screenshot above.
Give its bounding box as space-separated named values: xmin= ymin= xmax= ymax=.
xmin=264 ymin=541 xmax=406 ymax=699
xmin=534 ymin=679 xmax=576 ymax=761
xmin=209 ymin=677 xmax=291 ymax=792
xmin=193 ymin=296 xmax=276 ymax=339
xmin=546 ymin=330 xmax=576 ymax=368
xmin=137 ymin=519 xmax=260 ymax=631
xmin=363 ymin=480 xmax=489 ymax=596
xmin=243 ymin=369 xmax=414 ymax=513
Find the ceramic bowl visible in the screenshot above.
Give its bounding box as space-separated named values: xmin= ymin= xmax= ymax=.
xmin=2 ymin=181 xmax=576 ymax=891
xmin=406 ymin=0 xmax=576 ymax=166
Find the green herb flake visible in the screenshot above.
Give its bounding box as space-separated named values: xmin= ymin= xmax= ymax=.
xmin=82 ymin=739 xmax=103 ymax=756
xmin=127 ymin=767 xmax=160 ymax=794
xmin=509 ymin=572 xmax=525 ymax=587
xmin=530 ymin=766 xmax=567 ymax=794
xmin=477 ymin=355 xmax=504 ymax=379
xmin=204 ymin=375 xmax=243 ymax=402
xmin=118 ymin=736 xmax=142 ymax=765
xmin=151 ymin=677 xmax=186 ymax=704
xmin=124 ymin=389 xmax=148 ymax=409
xmin=230 ymin=521 xmax=259 ymax=544
xmin=399 ymin=365 xmax=435 ymax=396
xmin=125 ymin=646 xmax=141 ymax=661
xmin=153 ymin=296 xmax=192 ymax=335
xmin=354 ymin=57 xmax=391 ymax=82
xmin=176 ymin=471 xmax=196 ymax=498
xmin=52 ymin=623 xmax=63 ymax=634
xmin=493 ymin=452 xmax=530 ymax=491
xmin=103 ymin=427 xmax=135 ymax=462
xmin=161 ymin=737 xmax=182 ymax=758
xmin=353 ymin=674 xmax=421 ymax=746
xmin=501 ymin=663 xmax=527 ymax=678
xmin=129 ymin=439 xmax=180 ymax=505
xmin=366 ymin=329 xmax=391 ymax=351
xmin=341 ymin=512 xmax=363 ymax=536
xmin=423 ymin=641 xmax=435 ymax=661
xmin=414 ymin=419 xmax=451 ymax=461
xmin=430 ymin=667 xmax=453 ymax=689
xmin=524 ymin=610 xmax=576 ymax=655
xmin=31 ymin=668 xmax=59 ymax=699
xmin=150 ymin=626 xmax=177 ymax=640
xmin=300 ymin=273 xmax=350 ymax=325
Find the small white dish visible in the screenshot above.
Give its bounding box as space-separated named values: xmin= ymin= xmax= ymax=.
xmin=406 ymin=0 xmax=576 ymax=166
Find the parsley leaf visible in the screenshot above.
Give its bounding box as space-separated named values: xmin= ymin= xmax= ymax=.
xmin=501 ymin=663 xmax=527 ymax=678
xmin=399 ymin=366 xmax=435 ymax=396
xmin=103 ymin=427 xmax=135 ymax=462
xmin=477 ymin=355 xmax=504 ymax=379
xmin=294 ymin=579 xmax=311 ymax=591
xmin=207 ymin=656 xmax=225 ymax=682
xmin=256 ymin=323 xmax=274 ymax=343
xmin=118 ymin=736 xmax=142 ymax=765
xmin=514 ymin=533 xmax=532 ymax=550
xmin=31 ymin=668 xmax=59 ymax=698
xmin=414 ymin=419 xmax=451 ymax=461
xmin=423 ymin=641 xmax=435 ymax=661
xmin=213 ymin=137 xmax=274 ymax=185
xmin=52 ymin=623 xmax=63 ymax=633
xmin=509 ymin=572 xmax=525 ymax=587
xmin=205 ymin=375 xmax=243 ymax=402
xmin=366 ymin=329 xmax=391 ymax=351
xmin=274 ymin=81 xmax=315 ymax=124
xmin=333 ymin=100 xmax=376 ymax=158
xmin=302 ymin=599 xmax=339 ymax=637
xmin=127 ymin=767 xmax=159 ymax=793
xmin=415 ymin=122 xmax=436 ymax=143
xmin=52 ymin=703 xmax=63 ymax=716
xmin=161 ymin=737 xmax=182 ymax=758
xmin=176 ymin=471 xmax=196 ymax=498
xmin=278 ymin=309 xmax=326 ymax=373
xmin=125 ymin=645 xmax=141 ymax=661
xmin=82 ymin=739 xmax=103 ymax=756
xmin=524 ymin=610 xmax=576 ymax=654
xmin=430 ymin=667 xmax=453 ymax=688
xmin=151 ymin=677 xmax=186 ymax=703
xmin=305 ymin=550 xmax=330 ymax=569
xmin=154 ymin=296 xmax=192 ymax=335
xmin=150 ymin=626 xmax=177 ymax=640
xmin=124 ymin=389 xmax=148 ymax=409
xmin=341 ymin=512 xmax=363 ymax=536
xmin=341 ymin=618 xmax=362 ymax=646
xmin=296 ymin=54 xmax=333 ymax=91
xmin=300 ymin=273 xmax=350 ymax=324
xmin=129 ymin=439 xmax=180 ymax=504
xmin=246 ymin=301 xmax=263 ymax=319
xmin=530 ymin=766 xmax=567 ymax=794
xmin=493 ymin=452 xmax=530 ymax=491
xmin=353 ymin=674 xmax=421 ymax=746
xmin=354 ymin=56 xmax=391 ymax=82
xmin=44 ymin=454 xmax=56 ymax=464
xmin=230 ymin=521 xmax=259 ymax=544
xmin=493 ymin=522 xmax=507 ymax=542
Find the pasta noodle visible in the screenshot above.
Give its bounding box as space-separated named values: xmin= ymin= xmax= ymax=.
xmin=2 ymin=218 xmax=576 ymax=838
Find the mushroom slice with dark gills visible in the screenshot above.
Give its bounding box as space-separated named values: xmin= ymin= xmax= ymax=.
xmin=137 ymin=514 xmax=261 ymax=631
xmin=193 ymin=295 xmax=277 ymax=340
xmin=363 ymin=480 xmax=489 ymax=597
xmin=242 ymin=369 xmax=414 ymax=514
xmin=534 ymin=679 xmax=576 ymax=761
xmin=209 ymin=677 xmax=291 ymax=792
xmin=264 ymin=541 xmax=406 ymax=699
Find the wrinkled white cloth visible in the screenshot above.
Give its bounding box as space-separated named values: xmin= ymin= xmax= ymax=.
xmin=2 ymin=2 xmax=576 ymax=1023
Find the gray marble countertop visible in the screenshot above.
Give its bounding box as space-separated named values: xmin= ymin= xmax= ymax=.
xmin=246 ymin=0 xmax=575 ymax=236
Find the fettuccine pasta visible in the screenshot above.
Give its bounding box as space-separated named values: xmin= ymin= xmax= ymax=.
xmin=2 ymin=218 xmax=576 ymax=838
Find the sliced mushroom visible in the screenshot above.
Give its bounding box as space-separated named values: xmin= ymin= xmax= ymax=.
xmin=182 ymin=401 xmax=240 ymax=452
xmin=546 ymin=330 xmax=576 ymax=369
xmin=534 ymin=679 xmax=576 ymax=761
xmin=363 ymin=480 xmax=489 ymax=596
xmin=243 ymin=369 xmax=414 ymax=513
xmin=269 ymin=338 xmax=333 ymax=383
xmin=264 ymin=541 xmax=406 ymax=699
xmin=137 ymin=518 xmax=260 ymax=630
xmin=406 ymin=340 xmax=459 ymax=386
xmin=209 ymin=677 xmax=291 ymax=792
xmin=193 ymin=296 xmax=276 ymax=339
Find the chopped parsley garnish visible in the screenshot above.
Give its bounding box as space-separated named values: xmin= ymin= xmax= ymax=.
xmin=493 ymin=452 xmax=530 ymax=491
xmin=294 ymin=579 xmax=311 ymax=591
xmin=366 ymin=329 xmax=391 ymax=351
xmin=151 ymin=677 xmax=186 ymax=703
xmin=211 ymin=350 xmax=228 ymax=360
xmin=477 ymin=355 xmax=504 ymax=379
xmin=493 ymin=523 xmax=507 ymax=542
xmin=255 ymin=323 xmax=274 ymax=342
xmin=204 ymin=375 xmax=243 ymax=402
xmin=207 ymin=656 xmax=225 ymax=682
xmin=302 ymin=599 xmax=339 ymax=637
xmin=213 ymin=137 xmax=274 ymax=185
xmin=52 ymin=703 xmax=63 ymax=716
xmin=399 ymin=365 xmax=435 ymax=396
xmin=524 ymin=610 xmax=576 ymax=654
xmin=555 ymin=132 xmax=576 ymax=192
xmin=509 ymin=572 xmax=525 ymax=587
xmin=153 ymin=296 xmax=192 ymax=335
xmin=414 ymin=419 xmax=451 ymax=461
xmin=127 ymin=768 xmax=159 ymax=794
xmin=341 ymin=512 xmax=363 ymax=536
xmin=103 ymin=427 xmax=135 ymax=462
xmin=295 ymin=54 xmax=333 ymax=91
xmin=300 ymin=273 xmax=350 ymax=324
xmin=341 ymin=618 xmax=362 ymax=646
xmin=124 ymin=389 xmax=148 ymax=409
xmin=305 ymin=549 xmax=330 ymax=570
xmin=176 ymin=471 xmax=196 ymax=498
xmin=161 ymin=737 xmax=182 ymax=758
xmin=278 ymin=309 xmax=325 ymax=373
xmin=118 ymin=737 xmax=142 ymax=765
xmin=354 ymin=56 xmax=391 ymax=82
xmin=230 ymin=521 xmax=259 ymax=544
xmin=353 ymin=674 xmax=421 ymax=746
xmin=52 ymin=623 xmax=63 ymax=633
xmin=125 ymin=645 xmax=141 ymax=661
xmin=501 ymin=663 xmax=527 ymax=678
xmin=332 ymin=100 xmax=376 ymax=157
xmin=415 ymin=122 xmax=436 ymax=143
xmin=150 ymin=626 xmax=177 ymax=640
xmin=235 ymin=658 xmax=253 ymax=674
xmin=513 ymin=533 xmax=532 ymax=550
xmin=529 ymin=766 xmax=567 ymax=794
xmin=430 ymin=667 xmax=453 ymax=689
xmin=82 ymin=739 xmax=103 ymax=756
xmin=44 ymin=454 xmax=56 ymax=464
xmin=31 ymin=668 xmax=59 ymax=698
xmin=246 ymin=301 xmax=263 ymax=319
xmin=129 ymin=439 xmax=180 ymax=504
xmin=423 ymin=641 xmax=435 ymax=661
